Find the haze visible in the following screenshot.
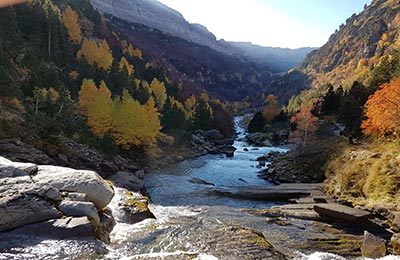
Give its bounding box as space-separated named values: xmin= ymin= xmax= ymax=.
xmin=157 ymin=0 xmax=372 ymax=49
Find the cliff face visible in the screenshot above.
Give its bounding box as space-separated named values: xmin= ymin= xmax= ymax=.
xmin=296 ymin=0 xmax=400 ymax=87
xmin=90 ymin=0 xmax=224 ymax=53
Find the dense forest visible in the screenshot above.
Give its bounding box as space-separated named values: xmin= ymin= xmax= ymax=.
xmin=0 ymin=0 xmax=234 ymax=161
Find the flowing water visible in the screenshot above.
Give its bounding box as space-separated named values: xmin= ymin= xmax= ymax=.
xmin=1 ymin=117 xmax=399 ymax=259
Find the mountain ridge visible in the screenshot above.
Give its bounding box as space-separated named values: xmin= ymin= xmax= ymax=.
xmin=89 ymin=0 xmax=314 ymax=73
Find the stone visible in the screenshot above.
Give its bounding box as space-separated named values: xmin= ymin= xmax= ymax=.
xmin=0 ymin=193 xmax=62 ymax=232
xmin=94 ymin=208 xmax=116 ymax=244
xmin=9 ymin=217 xmax=93 ymax=239
xmin=68 ymin=192 xmax=88 ymax=202
xmin=58 ymin=200 xmax=100 ymax=224
xmin=361 ymin=231 xmax=386 ymax=258
xmin=111 ymin=188 xmax=155 ymax=224
xmin=33 ymin=165 xmax=114 ymax=209
xmin=225 ymin=151 xmax=234 ymax=158
xmin=313 ymin=204 xmax=371 ymax=222
xmin=109 ymin=171 xmax=144 ymax=192
xmin=391 ymin=233 xmax=400 ymax=254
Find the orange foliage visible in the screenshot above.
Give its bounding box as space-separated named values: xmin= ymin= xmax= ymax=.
xmin=262 ymin=94 xmax=280 ymax=123
xmin=290 ymin=104 xmax=319 ymax=146
xmin=362 ymin=78 xmax=400 ymax=137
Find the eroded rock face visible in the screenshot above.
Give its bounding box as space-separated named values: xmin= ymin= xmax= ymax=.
xmin=0 ymin=156 xmax=115 ymax=243
xmin=391 ymin=233 xmax=400 ymax=255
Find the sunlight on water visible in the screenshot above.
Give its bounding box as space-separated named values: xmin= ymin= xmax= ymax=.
xmin=294 ymin=252 xmax=400 ymax=260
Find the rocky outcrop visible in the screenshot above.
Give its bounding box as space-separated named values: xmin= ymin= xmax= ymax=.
xmin=0 ymin=156 xmax=115 ymax=243
xmin=0 ymin=139 xmax=55 ymax=164
xmin=191 ymin=129 xmax=235 ymax=157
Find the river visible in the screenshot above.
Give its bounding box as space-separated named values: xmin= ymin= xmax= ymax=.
xmin=0 ymin=117 xmax=398 ymax=259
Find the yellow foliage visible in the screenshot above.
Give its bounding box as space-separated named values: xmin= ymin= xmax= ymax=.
xmin=87 ymin=83 xmax=113 ymax=138
xmin=78 ymin=78 xmax=98 ymax=115
xmin=77 ymin=39 xmax=113 ymax=71
xmin=5 ymin=97 xmax=24 ymax=111
xmin=123 ymin=44 xmax=143 ymax=59
xmin=118 ymin=56 xmax=134 ymax=76
xmin=149 ymin=78 xmax=167 ymax=110
xmin=111 ymin=90 xmax=161 ymax=150
xmin=62 ymin=5 xmax=82 ymax=44
xmin=47 ymin=87 xmax=59 ymax=103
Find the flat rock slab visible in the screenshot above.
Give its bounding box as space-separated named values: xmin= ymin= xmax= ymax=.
xmin=212 ymin=183 xmax=324 ymax=200
xmin=314 ymin=204 xmax=371 ymax=222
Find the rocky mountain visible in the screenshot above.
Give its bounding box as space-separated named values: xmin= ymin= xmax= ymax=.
xmin=90 ymin=0 xmax=313 ymax=74
xmin=294 ymin=0 xmax=400 ymax=89
xmin=90 ymin=0 xmax=226 ymax=53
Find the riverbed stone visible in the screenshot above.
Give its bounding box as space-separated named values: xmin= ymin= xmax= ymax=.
xmin=361 ymin=231 xmax=386 ymax=258
xmin=109 ymin=170 xmax=144 ymax=192
xmin=33 ymin=165 xmax=114 ymax=209
xmin=9 ymin=217 xmax=93 ymax=238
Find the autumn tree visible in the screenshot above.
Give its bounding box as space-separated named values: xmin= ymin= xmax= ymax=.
xmin=290 ymin=104 xmax=319 ymax=146
xmin=149 ymin=78 xmax=167 ymax=110
xmin=118 ymin=56 xmax=134 ymax=76
xmin=362 ymin=78 xmax=400 ymax=137
xmin=87 ymin=81 xmax=113 ymax=138
xmin=78 ymin=78 xmax=98 ymax=115
xmin=77 ymin=39 xmax=113 ymax=70
xmin=111 ymin=90 xmax=161 ymax=149
xmin=263 ymin=94 xmax=281 ymax=123
xmin=62 ymin=5 xmax=82 ymax=44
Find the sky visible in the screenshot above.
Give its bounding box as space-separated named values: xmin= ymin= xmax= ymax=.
xmin=156 ymin=0 xmax=372 ymax=49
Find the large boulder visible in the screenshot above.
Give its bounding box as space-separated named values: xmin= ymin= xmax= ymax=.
xmin=33 ymin=165 xmax=114 ymax=209
xmin=0 ymin=156 xmax=115 ymax=243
